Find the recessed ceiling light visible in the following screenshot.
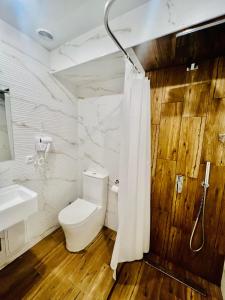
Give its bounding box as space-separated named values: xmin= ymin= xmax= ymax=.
xmin=36 ymin=28 xmax=54 ymax=41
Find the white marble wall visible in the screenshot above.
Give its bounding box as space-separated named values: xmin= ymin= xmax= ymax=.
xmin=78 ymin=94 xmax=122 ymax=230
xmin=54 ymin=52 xmax=125 ymax=99
xmin=50 ymin=0 xmax=225 ymax=73
xmin=0 ymin=20 xmax=79 ymax=268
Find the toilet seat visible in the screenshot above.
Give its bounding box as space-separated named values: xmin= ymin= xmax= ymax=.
xmin=58 ymin=198 xmax=97 ymax=226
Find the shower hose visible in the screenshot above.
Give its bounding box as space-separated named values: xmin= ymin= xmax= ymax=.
xmin=189 ymin=182 xmax=209 ymax=252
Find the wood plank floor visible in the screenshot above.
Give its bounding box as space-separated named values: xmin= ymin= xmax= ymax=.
xmin=0 ymin=228 xmax=222 ymax=300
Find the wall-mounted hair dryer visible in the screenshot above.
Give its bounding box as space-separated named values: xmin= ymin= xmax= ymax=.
xmin=35 ymin=136 xmax=53 ymax=166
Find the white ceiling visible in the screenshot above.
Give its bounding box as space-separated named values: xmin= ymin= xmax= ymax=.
xmin=0 ymin=0 xmax=149 ymax=50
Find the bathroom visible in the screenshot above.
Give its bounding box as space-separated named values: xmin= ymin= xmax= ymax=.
xmin=0 ymin=0 xmax=225 ymax=299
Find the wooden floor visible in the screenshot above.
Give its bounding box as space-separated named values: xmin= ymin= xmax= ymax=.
xmin=0 ymin=228 xmax=222 ymax=300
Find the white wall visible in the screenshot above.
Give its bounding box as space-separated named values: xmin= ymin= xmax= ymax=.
xmin=0 ymin=19 xmax=79 ymax=268
xmin=78 ymin=94 xmax=122 ymax=230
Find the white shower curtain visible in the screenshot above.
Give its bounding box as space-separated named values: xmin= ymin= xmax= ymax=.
xmin=110 ymin=61 xmax=151 ymax=277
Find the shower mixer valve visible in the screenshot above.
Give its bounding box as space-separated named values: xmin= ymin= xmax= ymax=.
xmin=176 ymin=175 xmax=184 ymax=193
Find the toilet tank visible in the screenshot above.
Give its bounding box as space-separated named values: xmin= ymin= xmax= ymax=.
xmin=82 ymin=170 xmax=108 ymax=207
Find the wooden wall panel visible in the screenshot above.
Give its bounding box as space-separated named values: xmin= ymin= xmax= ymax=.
xmin=173 ymin=165 xmax=225 ymax=283
xmin=151 ymin=210 xmax=170 ymax=257
xmin=151 ymin=159 xmax=176 ymax=255
xmin=148 ymin=56 xmax=225 ymax=285
xmin=151 ymin=125 xmax=159 ymax=177
xmin=150 ymin=70 xmax=165 ymax=125
xmin=205 ymin=166 xmax=225 ymax=252
xmin=164 ymin=85 xmax=186 ymax=103
xmin=151 ymin=159 xmax=176 ymax=212
xmin=171 ymin=175 xmax=199 ymax=234
xmin=214 ymin=57 xmax=225 ymax=99
xmin=163 ymin=65 xmax=187 ymax=103
xmin=186 ymin=59 xmax=214 ymax=84
xmin=158 ymin=102 xmax=183 ymax=160
xmin=202 ymin=99 xmax=225 ymax=166
xmin=177 ymin=116 xmax=205 ymax=178
xmin=183 ymin=83 xmax=211 ymax=117
xmin=215 ymin=182 xmax=225 ymax=255
xmin=134 ymin=21 xmax=225 ymax=72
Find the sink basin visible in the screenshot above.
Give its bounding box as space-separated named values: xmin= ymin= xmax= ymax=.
xmin=0 ymin=184 xmax=38 ymax=231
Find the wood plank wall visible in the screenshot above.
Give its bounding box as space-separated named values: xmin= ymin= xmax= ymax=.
xmin=148 ymin=57 xmax=225 ymax=285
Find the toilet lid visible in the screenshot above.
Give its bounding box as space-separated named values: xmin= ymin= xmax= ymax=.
xmin=58 ymin=198 xmax=97 ymax=225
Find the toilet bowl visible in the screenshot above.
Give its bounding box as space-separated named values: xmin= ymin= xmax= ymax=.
xmin=58 ymin=170 xmax=108 ymax=252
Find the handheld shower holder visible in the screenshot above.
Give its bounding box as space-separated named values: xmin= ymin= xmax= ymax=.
xmin=190 ymin=161 xmax=211 ymax=252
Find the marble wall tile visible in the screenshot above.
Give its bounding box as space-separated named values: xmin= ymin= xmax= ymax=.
xmin=50 ymin=0 xmax=225 ymax=73
xmin=54 ymin=52 xmax=125 ymax=99
xmin=78 ymin=94 xmax=122 ymax=230
xmin=0 ymin=20 xmax=79 ymax=268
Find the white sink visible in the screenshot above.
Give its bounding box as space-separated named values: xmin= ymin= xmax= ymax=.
xmin=0 ymin=184 xmax=38 ymax=231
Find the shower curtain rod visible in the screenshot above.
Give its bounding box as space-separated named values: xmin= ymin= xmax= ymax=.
xmin=104 ymin=0 xmax=140 ymax=73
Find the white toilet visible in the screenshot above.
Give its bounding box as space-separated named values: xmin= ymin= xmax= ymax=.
xmin=58 ymin=170 xmax=108 ymax=252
